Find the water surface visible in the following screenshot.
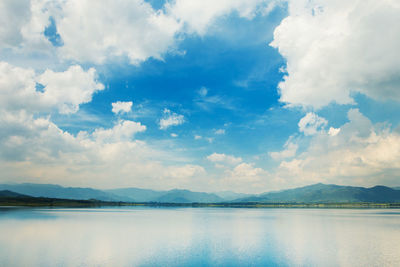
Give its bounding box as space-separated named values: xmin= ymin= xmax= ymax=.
xmin=0 ymin=207 xmax=399 ymax=266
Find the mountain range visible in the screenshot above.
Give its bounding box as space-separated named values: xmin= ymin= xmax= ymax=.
xmin=1 ymin=183 xmax=400 ymax=203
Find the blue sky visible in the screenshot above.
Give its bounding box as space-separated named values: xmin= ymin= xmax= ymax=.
xmin=1 ymin=0 xmax=400 ymax=192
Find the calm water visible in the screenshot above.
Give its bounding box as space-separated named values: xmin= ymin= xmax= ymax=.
xmin=0 ymin=207 xmax=399 ymax=267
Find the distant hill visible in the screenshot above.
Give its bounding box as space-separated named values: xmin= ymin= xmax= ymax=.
xmin=106 ymin=188 xmax=164 ymax=202
xmin=155 ymin=189 xmax=223 ymax=203
xmin=0 ymin=184 xmax=224 ymax=203
xmin=2 ymin=183 xmax=400 ymax=204
xmin=108 ymin=188 xmax=224 ymax=203
xmin=0 ymin=183 xmax=127 ymax=202
xmin=214 ymin=191 xmax=252 ymax=201
xmin=235 ymin=183 xmax=400 ymax=203
xmin=0 ymin=190 xmax=30 ymax=198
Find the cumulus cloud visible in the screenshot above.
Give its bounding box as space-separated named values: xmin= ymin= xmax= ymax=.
xmin=92 ymin=120 xmax=146 ymax=143
xmin=159 ymin=109 xmax=185 ymax=130
xmin=0 ymin=61 xmax=206 ymax=189
xmin=271 ymin=0 xmax=400 ymax=109
xmin=226 ymin=162 xmax=266 ymax=182
xmin=56 ymin=0 xmax=181 ymax=64
xmin=1 ymin=0 xmax=280 ymax=66
xmin=112 ymin=101 xmax=132 ymax=114
xmin=164 ymin=164 xmax=206 ymax=180
xmin=0 ymin=62 xmax=104 ymax=114
xmin=276 ymin=109 xmax=400 ymax=187
xmin=207 ymin=153 xmax=242 ymax=166
xmin=0 ymin=0 xmax=54 ymax=51
xmin=0 ymin=0 xmax=31 ymax=48
xmin=269 ymin=140 xmax=298 ymax=160
xmin=37 ymin=65 xmax=105 ymax=114
xmin=166 ymin=0 xmax=278 ymax=35
xmin=298 ymin=112 xmax=327 ymax=136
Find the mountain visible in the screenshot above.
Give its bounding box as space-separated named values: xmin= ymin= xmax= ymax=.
xmin=2 ymin=183 xmax=400 ymax=204
xmin=105 ymin=188 xmax=164 ymax=202
xmin=0 ymin=190 xmax=31 ymax=198
xmin=235 ymin=183 xmax=400 ymax=203
xmin=0 ymin=183 xmax=127 ymax=202
xmin=108 ymin=188 xmax=227 ymax=203
xmin=0 ymin=184 xmax=224 ymax=203
xmin=155 ymin=189 xmax=223 ymax=203
xmin=214 ymin=191 xmax=253 ymax=201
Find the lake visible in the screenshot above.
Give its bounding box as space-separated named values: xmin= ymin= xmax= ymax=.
xmin=0 ymin=207 xmax=399 ymax=266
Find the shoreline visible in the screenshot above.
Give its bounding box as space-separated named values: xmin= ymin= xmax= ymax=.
xmin=1 ymin=197 xmax=400 ymax=209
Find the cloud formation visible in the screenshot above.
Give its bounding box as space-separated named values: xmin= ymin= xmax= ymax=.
xmin=276 ymin=109 xmax=400 ymax=187
xmin=0 ymin=62 xmax=104 ymax=114
xmin=159 ymin=109 xmax=185 ymax=130
xmin=298 ymin=112 xmax=327 ymax=136
xmin=271 ymin=0 xmax=400 ymax=108
xmin=207 ymin=153 xmax=242 ymax=166
xmin=112 ymin=101 xmax=133 ymax=114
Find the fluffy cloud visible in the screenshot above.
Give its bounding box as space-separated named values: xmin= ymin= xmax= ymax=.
xmin=207 ymin=153 xmax=242 ymax=166
xmin=92 ymin=120 xmax=146 ymax=143
xmin=269 ymin=140 xmax=298 ymax=160
xmin=37 ymin=65 xmax=104 ymax=114
xmin=166 ymin=0 xmax=278 ymax=35
xmin=112 ymin=101 xmax=133 ymax=114
xmin=56 ymin=0 xmax=181 ymax=64
xmin=0 ymin=105 xmax=203 ymax=189
xmin=0 ymin=0 xmax=53 ymax=51
xmin=1 ymin=0 xmax=280 ymax=65
xmin=276 ymin=109 xmax=400 ymax=187
xmin=164 ymin=164 xmax=206 ymax=180
xmin=0 ymin=62 xmax=204 ymax=189
xmin=298 ymin=112 xmax=327 ymax=136
xmin=271 ymin=0 xmax=400 ymax=108
xmin=0 ymin=62 xmax=104 ymax=114
xmin=0 ymin=0 xmax=31 ymax=48
xmin=159 ymin=109 xmax=185 ymax=130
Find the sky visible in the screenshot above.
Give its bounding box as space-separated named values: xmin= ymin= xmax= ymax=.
xmin=1 ymin=0 xmax=400 ymax=193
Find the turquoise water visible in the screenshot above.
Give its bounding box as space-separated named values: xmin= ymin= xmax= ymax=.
xmin=0 ymin=207 xmax=399 ymax=266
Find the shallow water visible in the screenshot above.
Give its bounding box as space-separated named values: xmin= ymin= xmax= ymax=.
xmin=0 ymin=207 xmax=399 ymax=266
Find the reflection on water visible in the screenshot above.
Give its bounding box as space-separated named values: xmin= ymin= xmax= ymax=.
xmin=0 ymin=207 xmax=399 ymax=266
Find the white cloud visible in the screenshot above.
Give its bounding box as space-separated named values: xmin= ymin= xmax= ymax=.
xmin=227 ymin=162 xmax=266 ymax=182
xmin=328 ymin=127 xmax=340 ymax=136
xmin=37 ymin=65 xmax=104 ymax=114
xmin=92 ymin=120 xmax=146 ymax=143
xmin=207 ymin=153 xmax=242 ymax=166
xmin=159 ymin=109 xmax=185 ymax=130
xmin=215 ymin=129 xmax=225 ymax=135
xmin=276 ymin=109 xmax=400 ymax=187
xmin=194 ymin=135 xmax=202 ymax=140
xmin=210 ymin=162 xmax=270 ymax=193
xmin=170 ymin=133 xmax=178 ymax=138
xmin=0 ymin=62 xmax=104 ymax=114
xmin=271 ymin=0 xmax=400 ymax=109
xmin=0 ymin=0 xmax=54 ymax=52
xmin=55 ymin=0 xmax=181 ymax=64
xmin=269 ymin=141 xmax=298 ymax=160
xmin=112 ymin=101 xmax=132 ymax=114
xmin=166 ymin=0 xmax=277 ymax=35
xmin=164 ymin=164 xmax=205 ymax=180
xmin=0 ymin=0 xmax=31 ymax=48
xmin=2 ymin=0 xmax=280 ymax=66
xmin=298 ymin=112 xmax=327 ymax=136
